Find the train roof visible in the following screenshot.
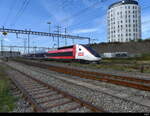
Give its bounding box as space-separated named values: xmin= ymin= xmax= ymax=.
xmin=58 ymin=44 xmax=91 ymax=50
xmin=58 ymin=45 xmax=74 ymax=50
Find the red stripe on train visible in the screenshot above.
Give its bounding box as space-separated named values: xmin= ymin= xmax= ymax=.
xmin=47 ymin=56 xmax=74 ymax=59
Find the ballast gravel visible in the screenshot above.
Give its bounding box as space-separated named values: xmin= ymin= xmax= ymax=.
xmin=5 ymin=61 xmax=150 ymax=112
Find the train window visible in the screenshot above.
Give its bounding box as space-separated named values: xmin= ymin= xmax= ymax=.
xmin=83 ymin=45 xmax=100 ymax=57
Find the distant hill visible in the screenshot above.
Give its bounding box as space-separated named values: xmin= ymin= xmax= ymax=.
xmin=91 ymin=41 xmax=150 ymax=57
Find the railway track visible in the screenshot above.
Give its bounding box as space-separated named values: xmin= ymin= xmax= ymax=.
xmin=8 ymin=65 xmax=105 ymax=112
xmin=13 ymin=59 xmax=150 ymax=91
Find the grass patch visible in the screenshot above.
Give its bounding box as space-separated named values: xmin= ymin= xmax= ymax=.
xmin=0 ymin=65 xmax=16 ymax=112
xmin=70 ymin=60 xmax=150 ymax=73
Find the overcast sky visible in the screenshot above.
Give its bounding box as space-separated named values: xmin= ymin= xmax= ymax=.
xmin=0 ymin=0 xmax=150 ymax=49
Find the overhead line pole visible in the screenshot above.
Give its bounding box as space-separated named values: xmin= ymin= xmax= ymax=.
xmin=65 ymin=28 xmax=67 ymax=46
xmin=28 ymin=33 xmax=30 ymax=54
xmin=1 ymin=39 xmax=3 ymax=56
xmin=55 ymin=26 xmax=61 ymax=48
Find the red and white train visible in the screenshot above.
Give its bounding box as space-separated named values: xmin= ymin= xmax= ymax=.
xmin=24 ymin=44 xmax=101 ymax=63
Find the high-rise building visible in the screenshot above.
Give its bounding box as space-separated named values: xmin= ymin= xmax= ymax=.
xmin=107 ymin=0 xmax=141 ymax=42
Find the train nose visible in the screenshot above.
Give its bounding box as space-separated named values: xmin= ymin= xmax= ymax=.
xmin=93 ymin=57 xmax=101 ymax=61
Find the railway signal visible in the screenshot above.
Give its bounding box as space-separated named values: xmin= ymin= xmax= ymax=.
xmin=2 ymin=32 xmax=8 ymax=36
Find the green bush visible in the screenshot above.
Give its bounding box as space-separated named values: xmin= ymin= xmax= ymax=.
xmin=0 ymin=66 xmax=16 ymax=112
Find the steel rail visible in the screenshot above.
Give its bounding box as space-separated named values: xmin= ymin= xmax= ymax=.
xmin=13 ymin=59 xmax=150 ymax=91
xmin=7 ymin=63 xmax=105 ymax=112
xmin=10 ymin=75 xmax=45 ymax=112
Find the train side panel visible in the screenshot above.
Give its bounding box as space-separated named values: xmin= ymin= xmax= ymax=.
xmin=47 ymin=46 xmax=76 ymax=60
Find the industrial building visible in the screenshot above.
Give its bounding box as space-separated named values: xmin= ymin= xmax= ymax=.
xmin=107 ymin=0 xmax=141 ymax=42
xmin=0 ymin=51 xmax=21 ymax=58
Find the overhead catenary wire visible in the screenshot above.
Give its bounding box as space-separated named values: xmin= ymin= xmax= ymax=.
xmin=10 ymin=0 xmax=28 ymax=24
xmin=60 ymin=0 xmax=107 ymax=25
xmin=3 ymin=0 xmax=18 ymax=27
xmin=10 ymin=0 xmax=30 ymax=26
xmin=66 ymin=0 xmax=150 ymax=30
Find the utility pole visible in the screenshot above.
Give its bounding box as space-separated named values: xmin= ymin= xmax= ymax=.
xmin=16 ymin=35 xmax=27 ymax=54
xmin=64 ymin=28 xmax=67 ymax=46
xmin=55 ymin=26 xmax=61 ymax=48
xmin=28 ymin=31 xmax=30 ymax=54
xmin=1 ymin=38 xmax=3 ymax=56
xmin=24 ymin=38 xmax=27 ymax=54
xmin=28 ymin=29 xmax=32 ymax=54
xmin=72 ymin=38 xmax=75 ymax=45
xmin=47 ymin=22 xmax=51 ymax=33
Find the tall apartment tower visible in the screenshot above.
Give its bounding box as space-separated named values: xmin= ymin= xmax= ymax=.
xmin=107 ymin=0 xmax=141 ymax=42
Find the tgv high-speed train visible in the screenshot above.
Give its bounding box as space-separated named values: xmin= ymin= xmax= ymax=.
xmin=24 ymin=44 xmax=101 ymax=63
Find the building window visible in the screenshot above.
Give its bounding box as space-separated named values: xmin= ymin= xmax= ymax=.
xmin=136 ymin=23 xmax=138 ymax=26
xmin=129 ymin=24 xmax=131 ymax=27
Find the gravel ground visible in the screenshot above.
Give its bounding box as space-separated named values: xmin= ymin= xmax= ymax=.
xmin=4 ymin=61 xmax=150 ymax=112
xmin=6 ymin=64 xmax=93 ymax=112
xmin=47 ymin=102 xmax=79 ymax=112
xmin=10 ymin=84 xmax=33 ymax=112
xmin=34 ymin=60 xmax=150 ymax=80
xmin=20 ymin=62 xmax=150 ymax=103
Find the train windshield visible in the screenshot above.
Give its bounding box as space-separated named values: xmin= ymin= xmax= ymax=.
xmin=83 ymin=45 xmax=100 ymax=57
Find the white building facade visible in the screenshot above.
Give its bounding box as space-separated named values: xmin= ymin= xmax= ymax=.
xmin=107 ymin=0 xmax=141 ymax=42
